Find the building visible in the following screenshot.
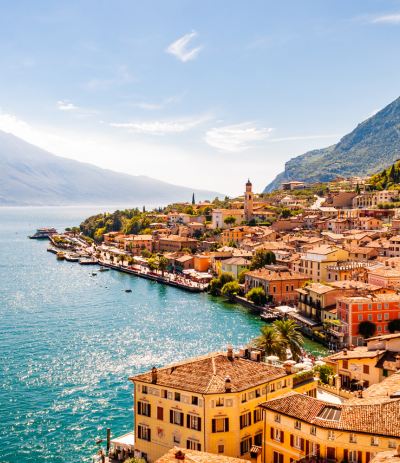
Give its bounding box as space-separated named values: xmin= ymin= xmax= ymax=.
xmin=129 ymin=348 xmax=318 ymax=462
xmin=245 ymin=265 xmax=309 ymax=304
xmin=258 ymin=371 xmax=400 ymax=463
xmin=281 ymin=181 xmax=307 ymax=190
xmin=167 ymin=213 xmax=192 ymax=226
xmin=194 ymin=253 xmax=211 ymax=272
xmin=244 ymin=179 xmax=254 ymax=223
xmin=345 ymin=245 xmax=380 ymax=261
xmin=103 ymin=231 xmax=124 ymax=244
xmin=299 ymin=245 xmax=350 ymax=282
xmin=325 ymin=261 xmax=378 ymax=283
xmin=154 ymin=447 xmax=251 ymax=463
xmin=296 ymin=283 xmax=340 ymax=322
xmin=220 ymin=257 xmax=251 ymax=279
xmin=353 ymin=190 xmax=399 ymax=208
xmin=335 ymin=293 xmax=400 ymax=346
xmin=212 ymin=209 xmax=247 ymax=230
xmin=368 ymin=266 xmax=400 ymax=289
xmin=158 ymin=236 xmax=198 ymax=253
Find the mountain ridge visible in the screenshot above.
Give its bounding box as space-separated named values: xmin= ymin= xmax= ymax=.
xmin=264 ymin=96 xmax=400 ymax=192
xmin=0 ymin=130 xmax=224 ymax=206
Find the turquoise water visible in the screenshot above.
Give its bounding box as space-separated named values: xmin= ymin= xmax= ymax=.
xmin=0 ymin=207 xmax=327 ymax=463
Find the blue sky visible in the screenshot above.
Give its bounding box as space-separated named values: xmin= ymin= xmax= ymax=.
xmin=1 ymin=1 xmax=400 ymax=197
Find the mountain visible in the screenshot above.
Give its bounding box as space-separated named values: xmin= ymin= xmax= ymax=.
xmin=0 ymin=130 xmax=224 ymax=206
xmin=264 ymin=95 xmax=400 ymax=192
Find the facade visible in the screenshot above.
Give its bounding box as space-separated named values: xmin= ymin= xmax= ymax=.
xmin=296 ymin=283 xmax=340 ymax=322
xmin=299 ymin=245 xmax=350 ymax=282
xmin=353 ymin=190 xmax=399 ymax=208
xmin=212 ymin=209 xmax=247 ymax=230
xmin=167 ymin=213 xmax=191 ymax=226
xmin=129 ymin=349 xmax=318 ymax=463
xmin=154 ymin=447 xmax=250 ymax=463
xmin=194 ymin=253 xmax=211 ymax=272
xmin=158 ymin=236 xmax=198 ymax=252
xmin=245 ymin=266 xmax=309 ymax=304
xmin=368 ymin=266 xmax=400 ymax=289
xmin=220 ymin=257 xmax=251 ymax=279
xmin=103 ymin=231 xmax=124 ymax=244
xmin=244 ymin=180 xmax=254 ymax=223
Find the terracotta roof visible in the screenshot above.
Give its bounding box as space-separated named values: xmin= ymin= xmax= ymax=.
xmin=130 ymin=351 xmax=287 ymax=394
xmin=326 ymin=346 xmax=383 ymax=361
xmin=259 ymin=383 xmax=400 ymax=437
xmin=368 ymin=332 xmax=400 ymax=341
xmin=345 ymin=246 xmax=378 ymax=255
xmin=246 ymin=268 xmax=307 ymax=281
xmin=306 ymin=245 xmax=343 ymax=255
xmin=368 ymin=267 xmax=400 ymax=278
xmin=221 ymin=257 xmax=251 ymax=266
xmin=331 ymin=281 xmax=382 ymax=292
xmin=336 ymin=293 xmax=400 ymax=303
xmin=299 ymin=283 xmax=336 ymax=295
xmin=375 ymin=351 xmax=399 ymax=372
xmin=369 ymin=451 xmax=400 ymax=463
xmin=175 ymin=255 xmax=194 ymax=263
xmin=155 ymin=447 xmax=250 ymax=463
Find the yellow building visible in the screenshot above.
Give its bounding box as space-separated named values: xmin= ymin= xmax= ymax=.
xmin=128 ymin=349 xmax=318 ymax=463
xmin=259 ymin=370 xmax=400 ymax=463
xmin=299 ymin=245 xmax=350 ymax=282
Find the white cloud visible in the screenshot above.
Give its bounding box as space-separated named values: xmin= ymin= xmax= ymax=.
xmin=370 ymin=109 xmax=381 ymax=117
xmin=134 ymin=97 xmax=174 ymax=110
xmin=204 ymin=123 xmax=273 ymax=152
xmin=166 ymin=30 xmax=203 ymax=62
xmin=110 ymin=116 xmax=208 ymax=135
xmin=57 ymin=100 xmax=77 ymax=110
xmin=269 ymin=134 xmax=342 ymax=142
xmin=371 ymin=13 xmax=400 ymax=24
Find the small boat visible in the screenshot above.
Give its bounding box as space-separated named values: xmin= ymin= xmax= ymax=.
xmin=125 ymin=289 xmax=132 ymax=293
xmin=99 ymin=267 xmax=109 ymax=272
xmin=57 ymin=252 xmax=65 ymax=260
xmin=92 ymin=272 xmax=97 ymax=276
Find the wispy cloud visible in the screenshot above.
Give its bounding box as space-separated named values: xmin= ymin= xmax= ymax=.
xmin=133 ymin=97 xmax=174 ymax=110
xmin=269 ymin=134 xmax=341 ymax=142
xmin=85 ymin=66 xmax=134 ymax=90
xmin=204 ymin=123 xmax=273 ymax=152
xmin=166 ymin=30 xmax=203 ymax=62
xmin=110 ymin=116 xmax=208 ymax=135
xmin=57 ymin=100 xmax=77 ymax=111
xmin=371 ymin=13 xmax=400 ymax=24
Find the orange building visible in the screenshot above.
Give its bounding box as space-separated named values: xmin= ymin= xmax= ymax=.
xmin=194 ymin=253 xmax=211 ymax=272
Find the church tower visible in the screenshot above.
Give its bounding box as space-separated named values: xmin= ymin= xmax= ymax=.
xmin=244 ymin=179 xmax=253 ymax=222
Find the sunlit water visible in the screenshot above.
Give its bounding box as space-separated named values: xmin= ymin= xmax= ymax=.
xmin=0 ymin=207 xmax=328 ymax=463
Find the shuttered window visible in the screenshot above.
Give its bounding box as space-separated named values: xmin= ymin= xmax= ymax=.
xmin=240 ymin=437 xmax=252 ymax=456
xmin=187 ymin=414 xmax=201 ymax=431
xmin=137 ymin=401 xmax=151 ymax=417
xmin=137 ymin=426 xmax=151 ymax=442
xmin=212 ymin=418 xmax=229 ymax=433
xmin=239 ymin=412 xmax=252 ymax=429
xmin=170 ymin=410 xmax=184 ymax=426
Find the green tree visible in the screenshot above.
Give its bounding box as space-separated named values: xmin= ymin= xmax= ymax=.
xmin=246 ymin=287 xmax=267 ymax=305
xmin=281 ymin=208 xmax=291 ymax=219
xmin=139 ymin=249 xmax=151 ymax=258
xmin=273 ymin=319 xmax=304 ymax=361
xmin=388 ymin=318 xmax=400 ymax=333
xmin=314 ymin=364 xmax=335 ymax=385
xmin=252 ymin=326 xmax=286 ymax=359
xmin=249 ymin=249 xmax=276 ymax=270
xmin=227 ymin=240 xmax=238 ymax=248
xmin=124 ymin=457 xmax=146 ymax=463
xmin=184 ymin=205 xmax=194 ymax=215
xmin=208 ymin=278 xmax=220 ymax=295
xmin=109 ymin=252 xmax=114 ymax=263
xmin=147 ymin=258 xmax=158 ymax=271
xmin=238 ymin=269 xmax=249 ymax=284
xmin=224 ymin=216 xmax=237 ymax=227
xmin=181 ymin=247 xmax=192 ymax=253
xmin=358 ymin=320 xmax=377 ymax=339
xmin=219 ymin=272 xmax=236 ymax=286
xmin=118 ymin=254 xmax=126 ymax=266
xmin=158 ymin=256 xmax=168 ymax=276
xmin=221 ymin=281 xmax=241 ymax=296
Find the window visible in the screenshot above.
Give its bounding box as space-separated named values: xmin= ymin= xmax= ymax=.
xmin=349 ymin=450 xmax=357 ymax=463
xmin=254 ymin=408 xmax=262 ymax=423
xmin=328 ymin=430 xmax=335 ymax=441
xmin=368 ymin=304 xmax=372 ymax=310
xmin=383 ymin=369 xmax=389 ymax=377
xmin=216 ymin=397 xmax=224 ymax=407
xmin=282 ymin=379 xmax=287 ymax=388
xmin=171 ymin=410 xmax=183 ymax=426
xmin=273 ymin=286 xmax=276 ymax=293
xmin=310 ymin=426 xmax=316 ymax=436
xmin=311 ymin=442 xmax=317 ymax=455
xmin=142 ymin=385 xmax=148 ymax=394
xmin=385 ymin=326 xmax=389 ymax=332
xmin=240 ymin=412 xmax=251 ymax=429
xmin=161 ymin=389 xmax=167 ymax=399
xmin=378 ymin=303 xmax=382 ymax=309
xmin=385 ymin=313 xmax=389 ymax=320
xmin=188 ymin=414 xmax=201 ymax=431
xmin=255 ymin=388 xmax=261 ymax=398
xmin=343 ymin=360 xmax=349 ymax=369
xmin=389 ymin=439 xmax=396 ymax=449
xmin=295 ymin=420 xmax=301 ymax=430
xmin=291 ymin=285 xmax=294 ymax=291
xmin=358 ymin=304 xmax=363 ymax=311
xmin=212 ymin=418 xmax=229 ymax=433
xmin=274 ymin=452 xmax=284 ymax=463
xmin=138 ymin=425 xmax=151 ymax=442
xmin=275 ymin=414 xmax=281 ymax=423
xmin=371 ymin=437 xmax=379 ymax=446
xmin=349 ymin=433 xmax=357 ymax=443
xmin=187 ymin=440 xmax=201 ymax=451
xmin=363 ymin=365 xmax=369 ymax=374
xmin=385 ymin=303 xmax=389 ymax=309
xmin=218 ymin=445 xmax=225 ymax=454
xmin=157 ymin=406 xmax=164 ymax=421
xmin=240 ymin=437 xmax=252 ymax=456
xmin=378 ymin=326 xmax=382 ymax=332
xmin=286 ymin=285 xmax=289 ymax=292
xmin=270 ymin=383 xmax=275 ymax=392
xmin=254 ymin=433 xmax=262 ymax=446
xmin=174 ymin=392 xmax=181 ymax=402
xmin=359 ymin=315 xmax=363 ymax=321
xmin=137 ymin=401 xmax=151 ymax=417
xmin=241 ymin=393 xmax=247 ymax=403
xmin=368 ymin=314 xmax=372 ymax=321
xmin=294 ymin=436 xmax=302 ymax=449
xmin=274 ymin=429 xmax=282 ymax=442
xmin=173 ymin=435 xmax=181 ymax=444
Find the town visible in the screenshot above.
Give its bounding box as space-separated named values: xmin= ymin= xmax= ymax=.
xmin=44 ymin=171 xmax=400 ymax=463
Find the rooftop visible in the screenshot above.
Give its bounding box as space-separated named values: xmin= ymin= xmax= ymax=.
xmin=246 ymin=268 xmax=307 ymax=281
xmin=130 ymin=350 xmax=288 ymax=394
xmin=155 ymin=447 xmax=250 ymax=463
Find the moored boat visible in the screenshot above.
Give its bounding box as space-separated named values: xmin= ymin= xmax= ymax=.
xmin=57 ymin=252 xmax=65 ymax=260
xmin=29 ymin=227 xmax=57 ymax=239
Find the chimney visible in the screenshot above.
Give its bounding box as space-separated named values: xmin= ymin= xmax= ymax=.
xmin=349 ymin=344 xmax=354 ymax=351
xmin=151 ymin=366 xmax=158 ymax=383
xmin=175 ymin=450 xmax=185 ymax=460
xmin=227 ymin=346 xmax=233 ymax=360
xmin=343 ymin=348 xmax=348 ymax=355
xmin=284 ymin=362 xmax=292 ymax=375
xmin=358 ymin=390 xmax=363 ymax=398
xmin=225 ymin=376 xmax=232 ymax=392
xmin=396 ymin=355 xmax=400 ymax=370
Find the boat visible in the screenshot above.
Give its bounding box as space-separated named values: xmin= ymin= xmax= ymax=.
xmin=92 ymin=272 xmax=97 ymax=276
xmin=125 ymin=289 xmax=132 ymax=292
xmin=260 ymin=311 xmax=279 ymax=322
xmin=29 ymin=227 xmax=57 ymax=239
xmin=57 ymin=252 xmax=65 ymax=260
xmin=65 ymin=254 xmax=79 ymax=262
xmin=99 ymin=267 xmax=109 ymax=272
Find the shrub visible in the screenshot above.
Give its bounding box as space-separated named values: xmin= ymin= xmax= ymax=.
xmin=358 ymin=320 xmax=377 ymax=339
xmin=238 ymin=269 xmax=249 ymax=284
xmin=246 ymin=287 xmax=267 ymax=305
xmin=388 ymin=318 xmax=400 ymax=333
xmin=221 ymin=281 xmax=241 ymax=296
xmin=314 ymin=364 xmax=334 ymax=384
xmin=219 ymin=272 xmax=236 ymax=286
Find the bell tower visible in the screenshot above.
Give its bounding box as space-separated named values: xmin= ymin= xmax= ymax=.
xmin=244 ymin=179 xmax=253 ymax=222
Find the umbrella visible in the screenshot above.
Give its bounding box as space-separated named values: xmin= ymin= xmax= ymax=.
xmin=315 ymin=360 xmax=326 ymax=366
xmin=294 ymin=363 xmax=307 ymax=368
xmin=266 ymin=355 xmax=280 ymax=361
xmin=284 ymin=360 xmax=296 ymax=365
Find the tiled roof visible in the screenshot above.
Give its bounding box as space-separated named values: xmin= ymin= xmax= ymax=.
xmin=130 ymin=351 xmax=288 ymax=394
xmin=335 ymin=293 xmax=400 ymax=303
xmin=246 ymin=268 xmax=307 ymax=281
xmin=375 ymin=351 xmax=399 ymax=372
xmin=369 ymin=451 xmax=400 ymax=463
xmin=326 ymin=346 xmax=383 ymax=361
xmin=306 ymin=245 xmax=343 ymax=255
xmin=302 ymin=283 xmax=336 ymax=295
xmin=368 ymin=267 xmax=400 ymax=278
xmin=221 ymin=257 xmax=251 ymax=266
xmin=345 ymin=246 xmax=378 ymax=255
xmin=368 ymin=332 xmax=400 ymax=341
xmin=155 ymin=447 xmax=250 ymax=463
xmin=259 ymin=384 xmax=400 ymax=437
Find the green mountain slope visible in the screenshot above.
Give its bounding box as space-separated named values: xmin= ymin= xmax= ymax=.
xmin=0 ymin=130 xmax=224 ymax=206
xmin=264 ymin=96 xmax=400 ymax=192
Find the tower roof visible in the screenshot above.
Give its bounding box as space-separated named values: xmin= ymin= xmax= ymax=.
xmin=246 ymin=179 xmax=252 ymax=186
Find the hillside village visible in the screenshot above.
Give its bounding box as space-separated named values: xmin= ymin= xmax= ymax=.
xmin=63 ymin=169 xmax=400 ymax=463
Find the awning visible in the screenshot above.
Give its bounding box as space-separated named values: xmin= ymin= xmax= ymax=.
xmin=110 ymin=431 xmax=135 ymax=448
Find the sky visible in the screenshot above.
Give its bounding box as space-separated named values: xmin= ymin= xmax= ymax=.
xmin=1 ymin=1 xmax=400 ymax=197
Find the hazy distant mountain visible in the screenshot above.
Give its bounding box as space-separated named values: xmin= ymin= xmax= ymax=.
xmin=264 ymin=95 xmax=400 ymax=192
xmin=0 ymin=130 xmax=224 ymax=206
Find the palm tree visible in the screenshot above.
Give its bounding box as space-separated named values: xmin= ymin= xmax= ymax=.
xmin=273 ymin=319 xmax=304 ymax=361
xmin=110 ymin=252 xmax=114 ymax=263
xmin=158 ymin=256 xmax=168 ymax=277
xmin=252 ymin=326 xmax=286 ymax=360
xmin=118 ymin=254 xmax=126 ymax=266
